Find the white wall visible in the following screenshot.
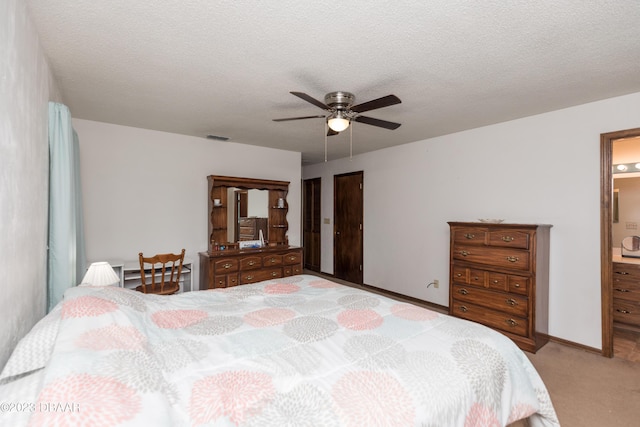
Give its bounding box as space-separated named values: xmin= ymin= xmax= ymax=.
xmin=303 ymin=91 xmax=640 ymax=350
xmin=74 ymin=119 xmax=301 ymax=289
xmin=0 ymin=1 xmax=61 ymax=369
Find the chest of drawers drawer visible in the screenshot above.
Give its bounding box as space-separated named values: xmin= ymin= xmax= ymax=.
xmin=452 ymin=284 xmax=528 ymax=317
xmin=452 ymin=245 xmax=530 ymax=271
xmin=450 ymin=300 xmax=528 ymax=337
xmin=452 ymin=227 xmax=530 ymax=250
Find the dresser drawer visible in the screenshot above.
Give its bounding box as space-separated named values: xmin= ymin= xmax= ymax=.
xmin=240 ymin=268 xmax=282 ymax=284
xmin=450 ymin=300 xmax=528 ymax=337
xmin=452 ymin=284 xmax=528 ymax=317
xmin=612 ymin=263 xmax=640 ymax=300
xmin=613 ymin=262 xmax=640 ymax=280
xmin=453 ymin=245 xmax=530 ymax=271
xmin=262 ymin=254 xmax=283 ymax=267
xmin=284 ymin=264 xmax=302 ymax=276
xmin=211 ymin=273 xmax=238 ymax=289
xmin=613 ymin=299 xmax=640 ymax=327
xmin=283 ymin=251 xmax=302 ymax=265
xmin=240 ymin=256 xmax=262 ymax=270
xmin=452 ymin=228 xmax=487 ymax=246
xmin=487 ymin=230 xmax=530 ymax=249
xmin=214 ymin=258 xmax=239 ymax=273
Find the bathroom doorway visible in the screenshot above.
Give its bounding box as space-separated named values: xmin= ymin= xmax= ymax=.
xmin=601 ymin=128 xmax=640 ymax=358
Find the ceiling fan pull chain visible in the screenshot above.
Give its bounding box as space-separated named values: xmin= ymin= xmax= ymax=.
xmin=350 ymin=123 xmax=353 ymax=160
xmin=324 ymin=121 xmax=328 ymax=162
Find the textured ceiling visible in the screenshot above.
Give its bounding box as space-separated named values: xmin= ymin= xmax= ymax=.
xmin=26 ymin=0 xmax=640 ymax=164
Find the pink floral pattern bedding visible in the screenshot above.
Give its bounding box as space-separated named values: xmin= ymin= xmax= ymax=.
xmin=17 ymin=275 xmax=559 ymax=426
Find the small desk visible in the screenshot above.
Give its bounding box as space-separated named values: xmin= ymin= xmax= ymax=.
xmin=98 ymin=258 xmax=193 ymax=293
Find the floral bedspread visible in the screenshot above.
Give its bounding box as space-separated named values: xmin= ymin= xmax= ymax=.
xmin=13 ymin=275 xmax=559 ymax=426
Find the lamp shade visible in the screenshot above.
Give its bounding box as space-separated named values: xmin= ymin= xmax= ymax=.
xmin=80 ymin=262 xmax=120 ymax=286
xmin=327 ymin=112 xmax=350 ymax=132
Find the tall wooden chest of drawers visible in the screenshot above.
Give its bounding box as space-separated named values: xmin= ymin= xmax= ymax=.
xmin=612 ymin=261 xmax=640 ymax=331
xmin=448 ymin=222 xmax=552 ymax=353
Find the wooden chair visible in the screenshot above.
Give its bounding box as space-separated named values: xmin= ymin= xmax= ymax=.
xmin=135 ymin=249 xmax=185 ymax=295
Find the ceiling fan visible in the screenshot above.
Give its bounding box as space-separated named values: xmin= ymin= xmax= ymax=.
xmin=273 ymin=91 xmax=402 ymax=135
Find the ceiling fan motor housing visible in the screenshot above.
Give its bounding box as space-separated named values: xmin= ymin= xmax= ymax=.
xmin=324 ymin=91 xmax=355 ymax=110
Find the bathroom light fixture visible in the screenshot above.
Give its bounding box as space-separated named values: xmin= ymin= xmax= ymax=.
xmin=613 ymin=162 xmax=640 ymax=174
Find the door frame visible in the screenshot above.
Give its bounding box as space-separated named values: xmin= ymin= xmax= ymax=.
xmin=600 ymin=127 xmax=640 ymax=357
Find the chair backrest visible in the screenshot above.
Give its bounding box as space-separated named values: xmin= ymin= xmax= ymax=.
xmin=138 ymin=249 xmax=185 ymax=295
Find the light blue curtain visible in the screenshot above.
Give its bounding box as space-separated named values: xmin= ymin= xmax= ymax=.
xmin=47 ymin=102 xmax=86 ymax=311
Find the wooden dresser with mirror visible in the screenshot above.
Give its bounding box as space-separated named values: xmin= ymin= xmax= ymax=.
xmin=199 ymin=175 xmax=302 ymax=290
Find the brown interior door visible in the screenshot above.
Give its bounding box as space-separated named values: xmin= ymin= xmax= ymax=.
xmin=334 ymin=171 xmax=363 ymax=284
xmin=303 ymin=178 xmax=321 ymax=272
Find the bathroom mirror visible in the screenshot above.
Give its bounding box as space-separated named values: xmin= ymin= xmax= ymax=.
xmin=621 ymin=235 xmax=640 ymax=258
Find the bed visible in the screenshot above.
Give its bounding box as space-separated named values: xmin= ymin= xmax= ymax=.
xmin=0 ymin=274 xmax=559 ymax=426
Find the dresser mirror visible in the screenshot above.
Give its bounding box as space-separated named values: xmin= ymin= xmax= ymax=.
xmin=207 ymin=175 xmax=290 ymax=251
xmin=225 ymin=187 xmax=269 ymax=242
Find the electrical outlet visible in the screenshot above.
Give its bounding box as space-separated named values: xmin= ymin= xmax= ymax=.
xmin=433 ymin=279 xmax=439 ymax=289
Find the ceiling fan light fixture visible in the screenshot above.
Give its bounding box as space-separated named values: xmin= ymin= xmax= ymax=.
xmin=327 ymin=112 xmax=350 ymax=132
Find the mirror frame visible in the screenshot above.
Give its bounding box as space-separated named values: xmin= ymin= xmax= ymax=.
xmin=207 ymin=175 xmax=290 ymax=251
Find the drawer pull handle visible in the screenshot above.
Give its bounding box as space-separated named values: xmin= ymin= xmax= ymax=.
xmin=506 ymin=256 xmax=519 ymax=263
xmin=459 ymin=305 xmax=468 ymax=313
xmin=473 ymin=276 xmax=480 ymax=281
xmin=248 ymin=261 xmax=256 ymax=266
xmin=271 ymin=272 xmax=278 ymax=277
xmin=616 ymin=309 xmax=630 ymax=314
xmin=493 ymin=279 xmax=499 ymax=284
xmin=506 ymin=319 xmax=519 ymax=327
xmin=246 ymin=275 xmax=253 ymax=280
xmin=464 ymin=233 xmax=475 ymax=239
xmin=223 ymin=263 xmax=232 ymax=269
xmin=288 ymin=256 xmax=296 ymax=261
xmin=506 ymin=298 xmax=518 ymax=306
xmin=614 ymin=288 xmax=630 ymax=293
xmin=460 ymin=250 xmax=469 ymax=257
xmin=514 ymin=283 xmax=521 ymax=288
xmin=615 ymin=271 xmax=630 ymax=275
xmin=501 ymin=236 xmax=514 ymax=242
xmin=456 ymin=273 xmax=462 ymax=277
xmin=458 ymin=288 xmax=469 ymax=295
